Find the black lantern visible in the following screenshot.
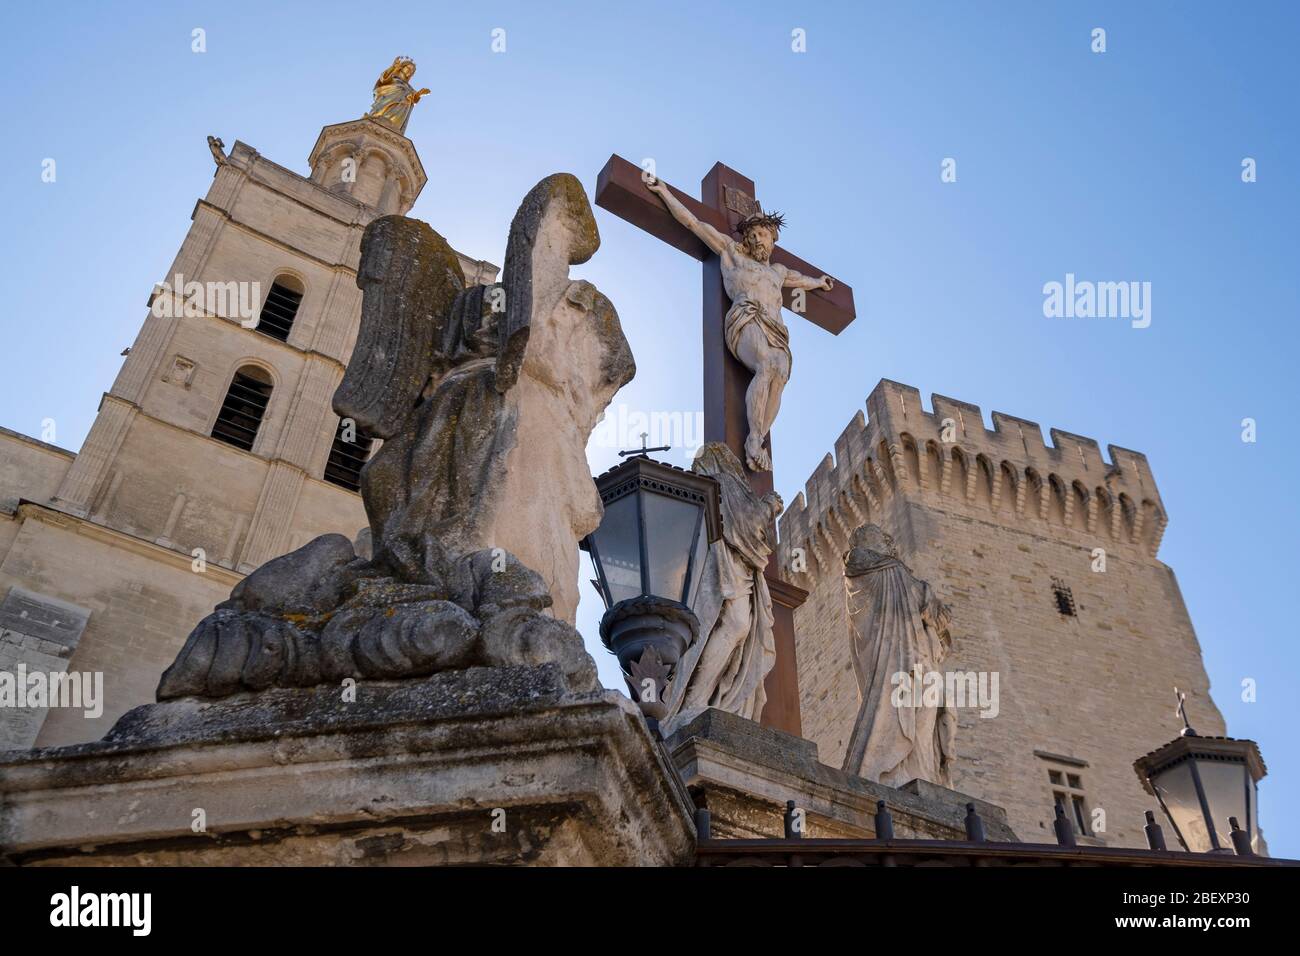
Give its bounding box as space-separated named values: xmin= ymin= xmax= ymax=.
xmin=1133 ymin=692 xmax=1267 ymax=855
xmin=581 ymin=447 xmax=721 ymax=727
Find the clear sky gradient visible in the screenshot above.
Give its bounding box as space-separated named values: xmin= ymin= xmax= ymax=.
xmin=2 ymin=1 xmax=1296 ymax=854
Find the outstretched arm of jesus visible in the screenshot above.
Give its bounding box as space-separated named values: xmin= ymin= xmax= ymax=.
xmin=782 ymin=268 xmax=835 ymax=292
xmin=646 ymin=179 xmax=731 ymax=256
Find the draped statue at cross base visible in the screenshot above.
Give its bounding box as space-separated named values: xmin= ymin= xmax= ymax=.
xmin=662 ymin=442 xmax=783 ymax=727
xmin=841 ymin=524 xmax=958 ymax=788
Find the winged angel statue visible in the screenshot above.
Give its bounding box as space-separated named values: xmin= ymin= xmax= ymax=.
xmin=158 ymin=174 xmax=634 ymax=700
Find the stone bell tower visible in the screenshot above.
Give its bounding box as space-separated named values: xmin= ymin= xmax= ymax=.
xmin=0 ymin=77 xmax=497 ymax=749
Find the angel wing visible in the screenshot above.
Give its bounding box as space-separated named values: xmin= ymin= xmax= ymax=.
xmin=495 ymin=172 xmax=601 ymax=392
xmin=332 ymin=215 xmax=466 ymax=439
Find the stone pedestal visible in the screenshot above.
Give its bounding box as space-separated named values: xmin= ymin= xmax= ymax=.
xmin=0 ymin=665 xmax=695 ymax=866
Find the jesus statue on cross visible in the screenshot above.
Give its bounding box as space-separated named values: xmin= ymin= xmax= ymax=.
xmin=645 ymin=178 xmax=834 ymax=472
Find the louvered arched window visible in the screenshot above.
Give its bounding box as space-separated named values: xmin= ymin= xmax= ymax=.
xmin=323 ymin=416 xmax=374 ymax=492
xmin=255 ymin=274 xmax=304 ymax=342
xmin=211 ymin=365 xmax=273 ymax=451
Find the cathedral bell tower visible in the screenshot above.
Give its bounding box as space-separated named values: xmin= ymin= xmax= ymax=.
xmin=0 ymin=59 xmax=497 ymax=748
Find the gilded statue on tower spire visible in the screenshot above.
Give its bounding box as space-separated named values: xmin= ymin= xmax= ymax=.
xmin=365 ymin=56 xmax=431 ymax=134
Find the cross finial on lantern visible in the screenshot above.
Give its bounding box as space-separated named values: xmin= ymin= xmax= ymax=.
xmin=618 ymin=432 xmax=671 ymax=460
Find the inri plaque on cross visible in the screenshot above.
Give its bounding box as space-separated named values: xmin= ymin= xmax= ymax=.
xmin=594 ymin=154 xmax=857 ymax=735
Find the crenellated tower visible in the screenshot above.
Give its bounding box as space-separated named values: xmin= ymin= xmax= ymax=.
xmin=778 ymin=378 xmax=1226 ymax=850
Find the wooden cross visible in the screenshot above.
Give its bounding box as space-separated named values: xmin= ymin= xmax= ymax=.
xmin=594 ymin=155 xmax=857 ymax=736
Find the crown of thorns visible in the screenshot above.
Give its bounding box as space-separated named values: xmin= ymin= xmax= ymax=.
xmin=735 ymin=212 xmax=786 ymax=236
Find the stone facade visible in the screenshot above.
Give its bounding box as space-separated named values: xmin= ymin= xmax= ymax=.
xmin=776 ymin=378 xmax=1226 ymax=850
xmin=0 ymin=118 xmax=496 ymax=748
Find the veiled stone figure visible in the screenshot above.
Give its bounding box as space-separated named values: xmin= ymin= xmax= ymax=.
xmin=664 ymin=442 xmax=782 ymax=725
xmin=157 ymin=173 xmax=633 ymax=700
xmin=841 ymin=524 xmax=957 ymax=787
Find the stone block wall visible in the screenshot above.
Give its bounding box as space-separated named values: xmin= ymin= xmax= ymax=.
xmin=777 ymin=379 xmax=1226 ymax=848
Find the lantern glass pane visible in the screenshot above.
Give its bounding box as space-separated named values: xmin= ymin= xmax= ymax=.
xmin=642 ymin=491 xmax=701 ymax=602
xmin=1152 ymin=761 xmax=1214 ymax=852
xmin=686 ymin=515 xmax=709 ymax=608
xmin=1197 ymin=759 xmax=1250 ymax=847
xmin=592 ymin=494 xmax=642 ymax=606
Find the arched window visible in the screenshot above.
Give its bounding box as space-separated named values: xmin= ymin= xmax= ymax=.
xmin=323 ymin=417 xmax=374 ymax=492
xmin=255 ymin=274 xmax=304 ymax=342
xmin=211 ymin=365 xmax=273 ymax=451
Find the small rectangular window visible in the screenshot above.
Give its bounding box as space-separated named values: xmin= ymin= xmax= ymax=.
xmin=1045 ymin=763 xmax=1092 ymax=837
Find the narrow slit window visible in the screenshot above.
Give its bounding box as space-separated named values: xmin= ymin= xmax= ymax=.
xmin=1051 ymin=577 xmax=1076 ymax=617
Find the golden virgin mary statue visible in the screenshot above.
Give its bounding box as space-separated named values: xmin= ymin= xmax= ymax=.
xmin=365 ymin=57 xmax=431 ymax=134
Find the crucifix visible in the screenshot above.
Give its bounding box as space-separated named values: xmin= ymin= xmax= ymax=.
xmin=594 ymin=155 xmax=857 ymax=736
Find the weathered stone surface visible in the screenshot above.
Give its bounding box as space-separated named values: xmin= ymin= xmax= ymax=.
xmin=665 ymin=707 xmax=1016 ymax=842
xmin=333 ymin=216 xmax=468 ymax=439
xmin=155 ymin=173 xmax=633 ymax=702
xmin=479 ymin=607 xmax=598 ymax=694
xmin=321 ymin=600 xmax=479 ymax=679
xmin=157 ymin=531 xmax=604 ymax=699
xmin=157 ymin=608 xmax=319 ymax=698
xmin=841 ymin=523 xmax=956 ymax=787
xmin=223 ymin=532 xmax=359 ymax=617
xmin=666 ymin=442 xmax=781 ymax=724
xmin=0 ymin=667 xmax=695 ymax=866
xmin=467 ymin=548 xmax=551 ymax=615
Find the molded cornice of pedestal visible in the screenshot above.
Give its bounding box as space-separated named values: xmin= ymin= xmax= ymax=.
xmin=0 ymin=665 xmax=695 ymax=866
xmin=664 ymin=707 xmax=1018 ymax=842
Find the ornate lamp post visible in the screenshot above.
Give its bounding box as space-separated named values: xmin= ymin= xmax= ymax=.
xmin=1133 ymin=690 xmax=1267 ymax=855
xmin=581 ymin=439 xmax=721 ymax=730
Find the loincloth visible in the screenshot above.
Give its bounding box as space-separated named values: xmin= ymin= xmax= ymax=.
xmin=725 ymin=297 xmax=791 ymax=360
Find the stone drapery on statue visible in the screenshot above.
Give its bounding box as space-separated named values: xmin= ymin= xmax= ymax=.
xmin=662 ymin=442 xmax=781 ymax=725
xmin=157 ymin=173 xmax=634 ymax=701
xmin=365 ymin=56 xmax=431 ymax=134
xmin=841 ymin=525 xmax=957 ymax=787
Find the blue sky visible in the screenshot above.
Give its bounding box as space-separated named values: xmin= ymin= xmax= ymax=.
xmin=2 ymin=1 xmax=1296 ymax=854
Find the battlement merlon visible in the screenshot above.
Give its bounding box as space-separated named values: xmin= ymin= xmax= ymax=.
xmin=778 ymin=378 xmax=1168 ymax=567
